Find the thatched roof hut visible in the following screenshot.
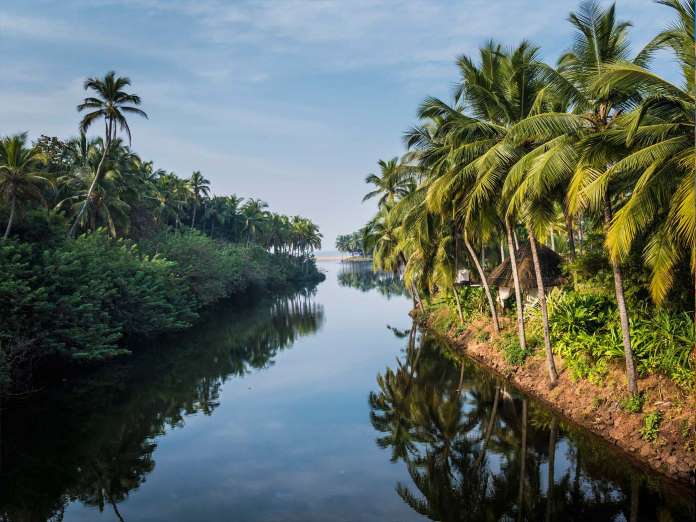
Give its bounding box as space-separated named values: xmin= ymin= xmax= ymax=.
xmin=488 ymin=243 xmax=563 ymax=290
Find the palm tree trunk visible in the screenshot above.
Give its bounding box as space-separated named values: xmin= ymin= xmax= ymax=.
xmin=506 ymin=220 xmax=527 ymax=350
xmin=564 ymin=209 xmax=576 ymax=260
xmin=464 ymin=232 xmax=500 ymax=333
xmin=191 ymin=204 xmax=197 ymax=229
xmin=474 ymin=385 xmax=500 ymax=470
xmin=108 ymin=495 xmax=125 ymax=522
xmin=69 ymin=122 xmax=111 ymax=238
xmin=603 ymin=195 xmax=638 ymax=394
xmin=545 ymin=417 xmax=558 ymax=522
xmin=411 ymin=282 xmax=423 ymax=309
xmin=3 ymin=192 xmax=16 ymax=240
xmin=452 ymin=284 xmax=464 ymax=325
xmin=517 ymin=398 xmax=528 ymax=522
xmin=529 ymin=231 xmax=558 ymax=386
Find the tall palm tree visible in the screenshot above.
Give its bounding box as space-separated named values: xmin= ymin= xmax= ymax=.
xmin=412 ymin=104 xmax=502 ymax=333
xmin=241 ymin=198 xmax=269 ymax=244
xmin=70 ymin=71 xmax=147 ymax=237
xmin=506 ymin=1 xmax=642 ymax=393
xmin=0 ymin=134 xmax=49 ymax=239
xmin=363 ymin=158 xmax=416 ymax=208
xmin=591 ymin=0 xmax=694 ymax=313
xmin=187 ymin=171 xmax=210 ymax=229
xmin=447 ymin=41 xmax=550 ymax=356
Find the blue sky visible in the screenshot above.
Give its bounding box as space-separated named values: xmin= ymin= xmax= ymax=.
xmin=0 ymin=0 xmax=679 ymax=248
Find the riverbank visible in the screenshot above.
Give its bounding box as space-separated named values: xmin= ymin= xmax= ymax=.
xmin=0 ymin=230 xmax=324 ymax=395
xmin=417 ymin=307 xmax=696 ymax=486
xmin=315 ymin=254 xmax=372 ymax=263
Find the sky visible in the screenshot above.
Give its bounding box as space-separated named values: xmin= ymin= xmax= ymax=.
xmin=0 ymin=0 xmax=680 ymax=249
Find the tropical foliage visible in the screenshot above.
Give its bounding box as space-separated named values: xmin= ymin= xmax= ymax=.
xmin=336 ymin=229 xmax=371 ymax=257
xmin=369 ymin=328 xmax=693 ymax=521
xmin=359 ymin=0 xmax=694 ymax=394
xmin=0 ymin=72 xmax=323 ymax=394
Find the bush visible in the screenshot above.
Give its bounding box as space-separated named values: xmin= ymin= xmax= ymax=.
xmin=620 ymin=392 xmax=645 ymax=413
xmin=497 ymin=332 xmax=533 ymax=366
xmin=542 ymin=289 xmax=695 ymax=389
xmin=0 ymin=230 xmax=320 ymax=393
xmin=640 ymin=411 xmax=662 ymax=442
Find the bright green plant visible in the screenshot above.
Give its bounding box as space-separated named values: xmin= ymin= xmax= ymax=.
xmin=497 ymin=332 xmax=533 ymax=366
xmin=621 ymin=392 xmax=645 ymax=414
xmin=640 ymin=411 xmax=662 ymax=442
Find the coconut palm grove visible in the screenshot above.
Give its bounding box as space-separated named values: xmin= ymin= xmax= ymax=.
xmin=0 ymin=0 xmax=694 ymax=520
xmin=342 ymin=0 xmax=694 ymax=396
xmin=0 ymin=71 xmax=324 ymax=381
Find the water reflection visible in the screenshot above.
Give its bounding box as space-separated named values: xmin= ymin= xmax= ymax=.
xmin=337 ymin=262 xmax=407 ymax=299
xmin=370 ymin=327 xmax=695 ymax=522
xmin=0 ymin=288 xmax=324 ymax=522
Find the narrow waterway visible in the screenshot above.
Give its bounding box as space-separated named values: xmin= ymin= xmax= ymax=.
xmin=1 ymin=262 xmax=693 ymax=521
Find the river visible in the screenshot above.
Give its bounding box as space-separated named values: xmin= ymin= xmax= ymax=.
xmin=1 ymin=261 xmax=693 ymax=521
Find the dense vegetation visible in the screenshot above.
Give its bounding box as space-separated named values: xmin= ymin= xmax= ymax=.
xmin=0 ymin=72 xmax=323 ymax=394
xmin=2 ymin=289 xmax=324 ymax=520
xmin=359 ymin=0 xmax=694 ymax=398
xmin=369 ymin=329 xmax=693 ymax=520
xmin=335 ymin=229 xmax=371 ymax=257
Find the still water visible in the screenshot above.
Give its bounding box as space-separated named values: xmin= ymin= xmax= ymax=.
xmin=1 ymin=262 xmax=693 ymax=521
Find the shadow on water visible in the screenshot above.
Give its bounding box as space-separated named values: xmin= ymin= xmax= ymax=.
xmin=337 ymin=261 xmax=408 ymax=300
xmin=370 ymin=325 xmax=695 ymax=522
xmin=0 ymin=286 xmax=324 ymax=522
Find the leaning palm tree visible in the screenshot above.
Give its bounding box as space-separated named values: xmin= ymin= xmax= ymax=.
xmin=453 ymin=41 xmax=550 ymax=354
xmin=411 ymin=103 xmax=502 ymax=333
xmin=0 ymin=133 xmax=49 ymax=239
xmin=363 ymin=158 xmax=416 ymax=208
xmin=69 ymin=71 xmax=147 ymax=237
xmin=590 ymin=0 xmax=694 ymax=313
xmin=187 ymin=171 xmax=210 ymax=229
xmin=506 ymin=1 xmax=642 ymax=393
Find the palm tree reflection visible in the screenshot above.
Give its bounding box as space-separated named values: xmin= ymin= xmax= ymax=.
xmin=369 ymin=325 xmax=693 ymax=521
xmin=338 ymin=263 xmax=407 ymax=299
xmin=0 ymin=288 xmax=324 ymax=522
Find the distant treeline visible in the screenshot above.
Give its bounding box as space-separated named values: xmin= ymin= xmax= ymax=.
xmin=0 ymin=71 xmax=324 ymax=394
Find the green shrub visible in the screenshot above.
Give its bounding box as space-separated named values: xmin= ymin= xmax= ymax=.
xmin=620 ymin=392 xmax=645 ymax=413
xmin=0 ymin=230 xmax=319 ymax=392
xmin=640 ymin=411 xmax=662 ymax=442
xmin=497 ymin=332 xmax=532 ymax=366
xmin=544 ymin=288 xmax=695 ymax=390
xmin=627 ymin=308 xmax=695 ymax=388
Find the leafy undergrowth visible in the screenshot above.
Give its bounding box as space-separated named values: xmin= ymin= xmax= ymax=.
xmin=0 ymin=230 xmax=323 ymax=394
xmin=417 ymin=295 xmax=696 ymax=482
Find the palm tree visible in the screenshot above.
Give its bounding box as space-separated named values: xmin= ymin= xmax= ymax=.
xmin=70 ymin=71 xmax=147 ymax=237
xmin=241 ymin=198 xmax=269 ymax=244
xmin=410 ymin=102 xmax=502 ymax=332
xmin=446 ymin=41 xmax=550 ymax=353
xmin=363 ymin=158 xmax=416 ymax=208
xmin=506 ymin=1 xmax=642 ymax=393
xmin=0 ymin=134 xmax=49 ymax=239
xmin=187 ymin=171 xmax=210 ymax=229
xmin=591 ymin=0 xmax=694 ymax=313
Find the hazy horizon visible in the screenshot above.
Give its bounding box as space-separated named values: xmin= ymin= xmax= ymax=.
xmin=1 ymin=0 xmax=678 ymax=248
